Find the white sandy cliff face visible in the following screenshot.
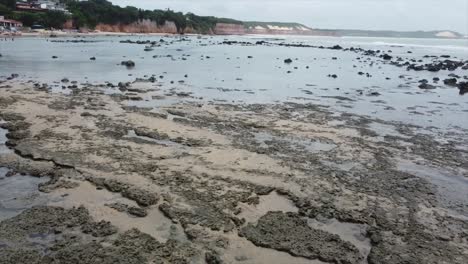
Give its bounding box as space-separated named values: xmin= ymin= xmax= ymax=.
xmin=214 ymin=22 xmax=321 ymax=35
xmin=435 ymin=31 xmax=458 ymax=38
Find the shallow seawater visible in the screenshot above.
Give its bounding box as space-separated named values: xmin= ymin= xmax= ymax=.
xmin=307 ymin=218 xmax=371 ymax=261
xmin=238 ymin=191 xmax=299 ymax=223
xmin=1 ymin=35 xmax=467 ymax=131
xmin=0 ymin=168 xmax=49 ymax=221
xmin=254 ymin=131 xmax=337 ymax=153
xmin=125 ymin=129 xmax=184 ymax=148
xmin=397 ymin=160 xmax=468 ymax=215
xmin=0 ymin=120 xmax=12 ymax=155
xmin=48 ymin=181 xmax=187 ymax=243
xmin=223 ymin=232 xmax=325 ymax=264
xmin=0 ymin=122 xmax=49 ymax=221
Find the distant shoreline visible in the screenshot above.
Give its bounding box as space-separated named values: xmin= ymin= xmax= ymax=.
xmin=2 ymin=28 xmax=465 ymax=40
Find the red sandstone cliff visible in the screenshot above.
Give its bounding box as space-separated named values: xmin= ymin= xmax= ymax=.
xmin=214 ymin=23 xmax=334 ymax=36
xmin=213 ymin=23 xmax=246 ymax=35
xmin=77 ymin=20 xmax=332 ymax=36
xmin=94 ymin=20 xmax=178 ymax=34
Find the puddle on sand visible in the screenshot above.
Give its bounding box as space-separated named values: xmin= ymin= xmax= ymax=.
xmin=368 ymin=122 xmax=409 ymax=138
xmin=0 ymin=121 xmax=13 ymax=155
xmin=125 ymin=129 xmax=184 ymax=148
xmin=307 ymin=218 xmax=371 ymax=262
xmin=321 ymin=160 xmax=358 ymax=171
xmin=238 ymin=191 xmax=298 ymax=223
xmin=222 ymin=233 xmax=325 ymax=264
xmin=0 ymin=122 xmax=49 ymax=221
xmin=48 ymin=181 xmax=187 ymax=243
xmin=254 ymin=132 xmax=336 ymax=153
xmin=397 ymin=160 xmax=468 ymax=216
xmin=27 ymin=232 xmax=62 ymax=255
xmin=0 ymin=168 xmax=49 ymax=221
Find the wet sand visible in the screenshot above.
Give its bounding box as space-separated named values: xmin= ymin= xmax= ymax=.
xmin=0 ymin=76 xmax=466 ymax=263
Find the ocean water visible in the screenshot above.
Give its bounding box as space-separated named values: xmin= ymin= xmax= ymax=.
xmin=0 ymin=35 xmax=467 ymax=130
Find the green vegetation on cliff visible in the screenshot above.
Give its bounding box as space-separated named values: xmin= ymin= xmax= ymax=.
xmin=65 ymin=0 xmax=242 ymax=33
xmin=1 ymin=0 xmax=69 ymax=28
xmin=0 ymin=0 xmax=242 ymax=33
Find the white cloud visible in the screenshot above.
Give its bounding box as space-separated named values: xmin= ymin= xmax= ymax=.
xmin=110 ymin=0 xmax=468 ymax=34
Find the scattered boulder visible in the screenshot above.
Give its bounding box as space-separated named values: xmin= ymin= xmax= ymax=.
xmin=330 ymin=45 xmax=343 ymax=50
xmin=418 ymin=83 xmax=436 ymax=90
xmin=443 ymin=78 xmax=457 ymax=86
xmin=458 ymin=82 xmax=468 ymax=95
xmin=448 ymin=73 xmax=460 ymax=78
xmin=382 ymin=54 xmax=393 ymax=60
xmin=121 ymin=60 xmax=135 ymax=68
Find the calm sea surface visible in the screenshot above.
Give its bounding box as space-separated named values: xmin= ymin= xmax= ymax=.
xmin=1 ymin=35 xmax=467 ymax=131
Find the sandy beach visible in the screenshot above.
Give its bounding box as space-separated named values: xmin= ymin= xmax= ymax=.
xmin=0 ymin=34 xmax=467 ymax=264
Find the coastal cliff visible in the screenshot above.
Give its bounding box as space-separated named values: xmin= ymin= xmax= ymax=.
xmin=214 ymin=22 xmax=335 ymax=36
xmin=214 ymin=23 xmax=246 ymax=35
xmin=95 ymin=20 xmax=178 ymax=34
xmin=90 ymin=21 xmax=331 ymax=36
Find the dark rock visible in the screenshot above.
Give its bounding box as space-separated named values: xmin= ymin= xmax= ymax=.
xmin=284 ymin=58 xmax=293 ymax=64
xmin=418 ymin=83 xmax=436 ymax=90
xmin=127 ymin=207 xmax=148 ymax=217
xmin=122 ymin=187 xmax=159 ymax=207
xmin=457 ymin=82 xmax=468 ymax=95
xmin=205 ymin=251 xmax=223 ymax=264
xmin=382 ymin=54 xmax=393 ymax=60
xmin=330 ymin=45 xmax=343 ymax=50
xmin=121 ymin=60 xmax=135 ymax=68
xmin=81 ymin=220 xmax=118 ymax=237
xmin=118 ymin=82 xmax=129 ymax=91
xmin=448 ymin=73 xmax=460 ymax=78
xmin=107 ymin=202 xmax=148 ymax=217
xmin=443 ymin=78 xmax=458 ymax=86
xmin=240 ymin=212 xmax=362 ymax=263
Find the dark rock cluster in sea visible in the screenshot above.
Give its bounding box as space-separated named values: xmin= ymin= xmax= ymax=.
xmin=121 ymin=60 xmax=135 ymax=68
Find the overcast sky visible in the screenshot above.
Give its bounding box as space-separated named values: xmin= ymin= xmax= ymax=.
xmin=111 ymin=0 xmax=468 ymax=34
